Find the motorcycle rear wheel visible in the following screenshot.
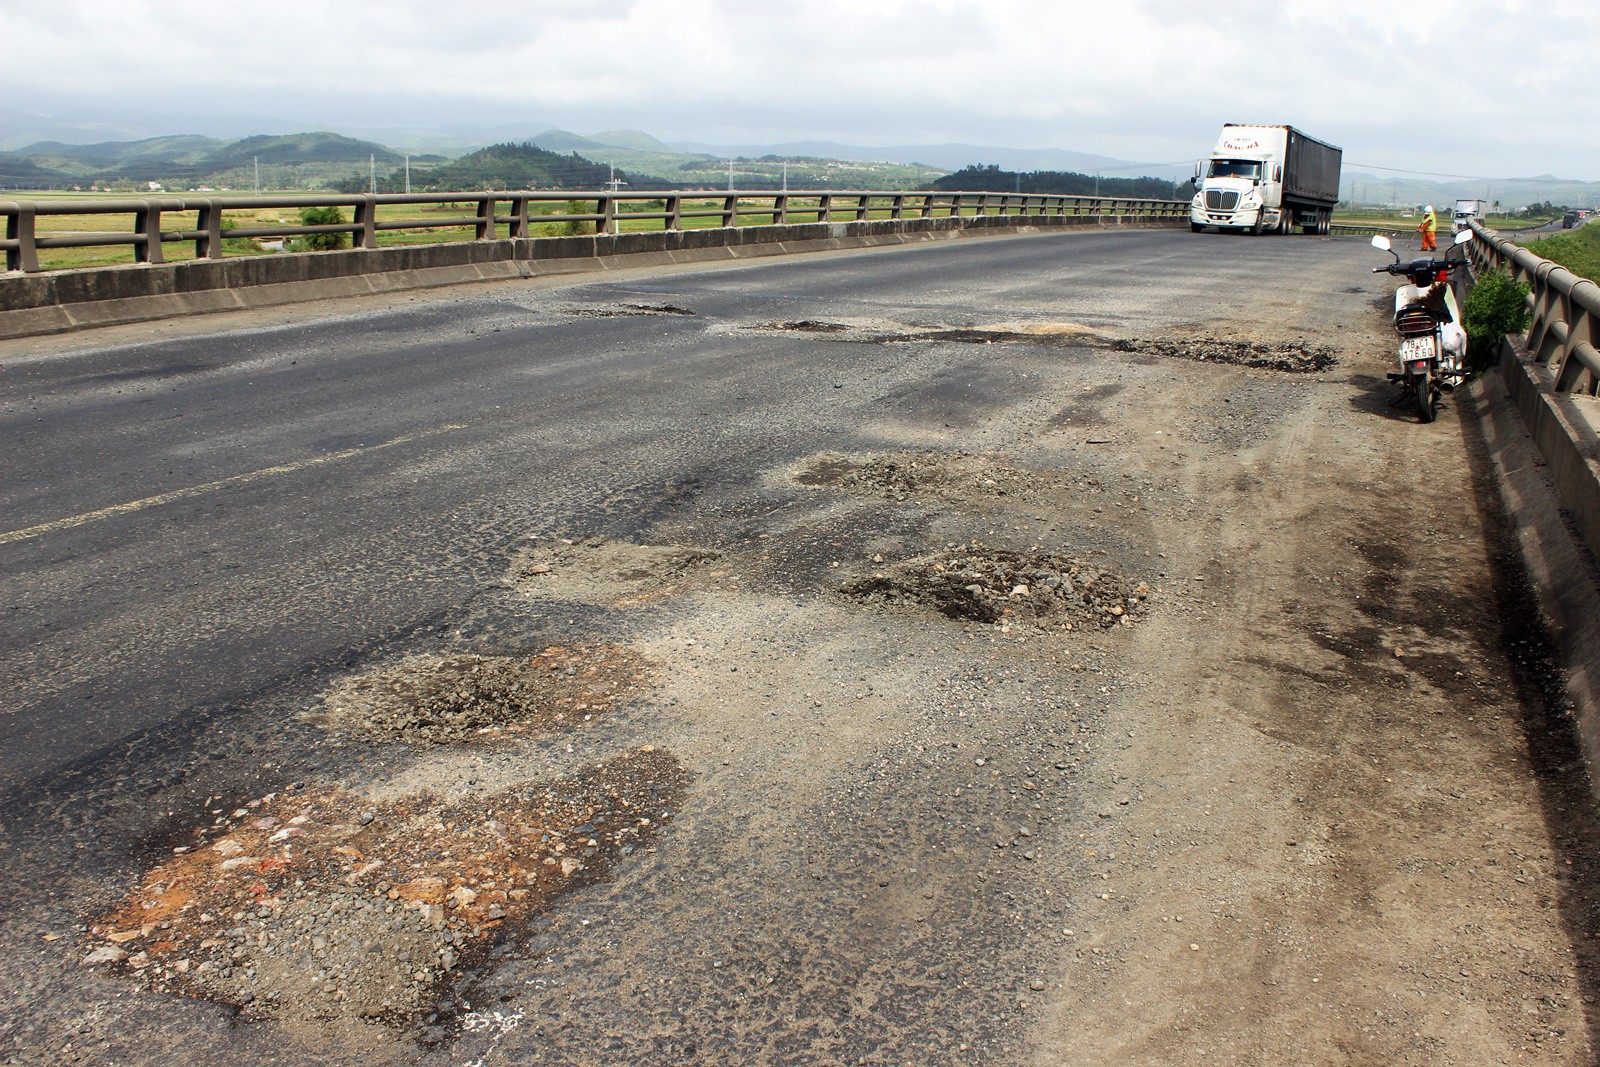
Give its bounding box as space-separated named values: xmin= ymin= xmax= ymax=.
xmin=1414 ymin=372 xmax=1437 ymax=423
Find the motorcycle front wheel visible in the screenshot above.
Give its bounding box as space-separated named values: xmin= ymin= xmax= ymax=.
xmin=1414 ymin=372 xmax=1437 ymax=423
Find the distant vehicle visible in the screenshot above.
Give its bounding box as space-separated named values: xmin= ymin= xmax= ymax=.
xmin=1190 ymin=124 xmax=1342 ymax=235
xmin=1401 ymin=210 xmax=1415 ymax=219
xmin=1451 ymin=199 xmax=1486 ymax=233
xmin=1564 ymin=211 xmax=1580 ymax=229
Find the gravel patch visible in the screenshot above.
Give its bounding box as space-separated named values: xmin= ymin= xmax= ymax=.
xmin=842 ymin=547 xmax=1148 ymax=629
xmin=313 ymin=646 xmax=653 ymax=745
xmin=1111 ymin=337 xmax=1336 ymax=373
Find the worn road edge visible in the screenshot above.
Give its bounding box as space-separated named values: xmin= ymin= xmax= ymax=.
xmin=0 ymin=215 xmax=1184 ymax=341
xmin=1468 ymin=353 xmax=1600 ymax=797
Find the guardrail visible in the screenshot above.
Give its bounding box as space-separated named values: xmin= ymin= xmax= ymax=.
xmin=1 ymin=190 xmax=1187 ymax=274
xmin=1469 ymin=218 xmax=1600 ymax=395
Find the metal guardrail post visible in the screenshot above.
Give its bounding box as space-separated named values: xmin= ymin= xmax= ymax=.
xmin=774 ymin=194 xmax=789 ymax=224
xmin=195 ymin=199 xmax=222 ymax=260
xmin=667 ymin=195 xmax=682 ymax=231
xmin=596 ymin=195 xmax=617 ymax=236
xmin=354 ymin=196 xmax=377 ymax=249
xmin=9 ymin=202 xmax=38 ymax=272
xmin=855 ymin=195 xmax=870 ymax=221
xmin=818 ymin=194 xmax=832 ymax=223
xmin=721 ymin=195 xmax=737 ymax=228
xmin=135 ymin=199 xmax=163 ymax=264
xmin=475 ymin=195 xmax=497 ymax=241
xmin=509 ymin=195 xmax=529 ymax=239
xmin=919 ymin=194 xmax=935 ymax=219
xmin=890 ymin=194 xmax=905 ymax=221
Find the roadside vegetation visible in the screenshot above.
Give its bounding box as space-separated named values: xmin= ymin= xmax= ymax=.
xmin=1462 ymin=269 xmax=1532 ymax=372
xmin=1517 ymin=223 xmax=1600 ymax=282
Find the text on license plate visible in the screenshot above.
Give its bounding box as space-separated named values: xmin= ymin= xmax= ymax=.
xmin=1400 ymin=337 xmax=1435 ymax=359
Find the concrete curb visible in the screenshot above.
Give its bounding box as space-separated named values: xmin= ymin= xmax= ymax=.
xmin=1496 ymin=339 xmax=1600 ymax=559
xmin=0 ymin=214 xmax=1184 ymax=340
xmin=1468 ymin=366 xmax=1600 ymax=796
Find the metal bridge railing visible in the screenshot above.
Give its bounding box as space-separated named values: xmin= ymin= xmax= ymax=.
xmin=1469 ymin=218 xmax=1600 ymax=396
xmin=1 ymin=190 xmax=1187 ymax=275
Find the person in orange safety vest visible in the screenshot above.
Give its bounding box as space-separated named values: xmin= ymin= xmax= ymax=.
xmin=1417 ymin=205 xmax=1438 ymax=251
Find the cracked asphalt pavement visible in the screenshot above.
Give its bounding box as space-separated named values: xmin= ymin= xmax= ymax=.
xmin=3 ymin=228 xmax=1598 ymax=1065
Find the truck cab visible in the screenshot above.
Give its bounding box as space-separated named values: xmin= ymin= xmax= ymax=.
xmin=1451 ymin=199 xmax=1486 ymax=233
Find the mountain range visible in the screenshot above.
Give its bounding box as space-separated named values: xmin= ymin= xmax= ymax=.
xmin=1 ymin=107 xmax=1594 ymax=208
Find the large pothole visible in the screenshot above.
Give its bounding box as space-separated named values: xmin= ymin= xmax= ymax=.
xmin=84 ymin=749 xmax=689 ymax=1032
xmin=313 ymin=646 xmax=654 ymax=745
xmin=562 ymin=303 xmax=694 ymax=318
xmin=842 ymin=547 xmax=1148 ymax=630
xmin=792 ymin=450 xmax=1057 ymax=501
xmin=743 ymin=318 xmax=1099 ymax=345
xmin=1111 ymin=337 xmax=1336 ymax=373
xmin=508 ymin=537 xmax=724 ymax=606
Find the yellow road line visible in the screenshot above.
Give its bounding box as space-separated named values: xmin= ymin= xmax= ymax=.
xmin=1 ymin=424 xmax=466 ymax=548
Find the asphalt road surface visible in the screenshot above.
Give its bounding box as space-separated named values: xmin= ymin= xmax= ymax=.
xmin=3 ymin=228 xmax=1597 ymax=1065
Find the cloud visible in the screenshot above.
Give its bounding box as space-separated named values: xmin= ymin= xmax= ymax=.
xmin=2 ymin=0 xmax=1595 ymax=177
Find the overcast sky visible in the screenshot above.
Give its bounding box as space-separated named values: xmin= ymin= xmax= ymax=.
xmin=3 ymin=0 xmax=1595 ymax=180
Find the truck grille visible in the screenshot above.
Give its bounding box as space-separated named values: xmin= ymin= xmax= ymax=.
xmin=1205 ymin=190 xmax=1239 ymax=211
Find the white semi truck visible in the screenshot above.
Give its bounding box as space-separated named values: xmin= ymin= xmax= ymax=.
xmin=1191 ymin=124 xmax=1343 ymax=235
xmin=1451 ymin=199 xmax=1487 ymax=233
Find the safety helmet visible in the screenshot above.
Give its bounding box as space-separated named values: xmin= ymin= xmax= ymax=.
xmin=1425 ymin=205 xmax=1434 ymax=212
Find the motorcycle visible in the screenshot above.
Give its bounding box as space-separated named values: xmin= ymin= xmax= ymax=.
xmin=1369 ymin=229 xmax=1474 ymax=423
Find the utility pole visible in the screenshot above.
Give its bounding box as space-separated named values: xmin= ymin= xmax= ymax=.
xmin=404 ymin=154 xmax=411 ymax=195
xmin=254 ymin=156 xmax=259 ymax=192
xmin=722 ymin=159 xmax=738 ymax=192
xmin=369 ymin=154 xmax=376 ymax=195
xmin=1094 ymin=172 xmax=1101 ymax=196
xmin=781 ymin=161 xmax=788 ymax=192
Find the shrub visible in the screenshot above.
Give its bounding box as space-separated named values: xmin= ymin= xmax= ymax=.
xmin=1461 ymin=268 xmax=1531 ymax=372
xmin=558 ymin=199 xmax=593 ymax=236
xmin=294 ymin=205 xmax=351 ymax=251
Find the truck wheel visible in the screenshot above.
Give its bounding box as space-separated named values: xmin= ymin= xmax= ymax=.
xmin=1190 ymin=222 xmax=1204 ymax=233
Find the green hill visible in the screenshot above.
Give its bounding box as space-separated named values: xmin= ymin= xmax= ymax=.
xmin=0 ymin=151 xmax=68 ymax=184
xmin=205 ymin=132 xmax=402 ymax=168
xmin=19 ymin=135 xmax=225 ymax=166
xmin=590 ymin=129 xmax=675 ymax=153
xmin=526 ymin=129 xmax=608 ymax=153
xmin=337 ymin=141 xmax=614 ymax=192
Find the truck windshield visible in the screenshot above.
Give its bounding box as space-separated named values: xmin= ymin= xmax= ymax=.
xmin=1208 ymin=160 xmax=1261 ymax=180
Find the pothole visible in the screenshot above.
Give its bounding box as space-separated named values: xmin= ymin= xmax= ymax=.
xmin=792 ymin=450 xmax=1055 ymax=500
xmin=84 ymin=749 xmax=688 ymax=1033
xmin=842 ymin=547 xmax=1149 ymax=630
xmin=563 ymin=303 xmax=693 ymax=318
xmin=508 ymin=538 xmax=724 ymax=606
xmin=745 ymin=319 xmax=1098 ymax=346
xmin=1110 ymin=337 xmax=1336 ymax=373
xmin=312 ymin=646 xmax=654 ymax=745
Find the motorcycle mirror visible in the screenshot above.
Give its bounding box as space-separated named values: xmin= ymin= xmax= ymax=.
xmin=1370 ymin=235 xmax=1392 ymax=251
xmin=1453 ymin=230 xmax=1474 ymax=245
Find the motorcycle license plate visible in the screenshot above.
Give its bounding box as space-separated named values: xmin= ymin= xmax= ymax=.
xmin=1400 ymin=336 xmax=1436 ymax=360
